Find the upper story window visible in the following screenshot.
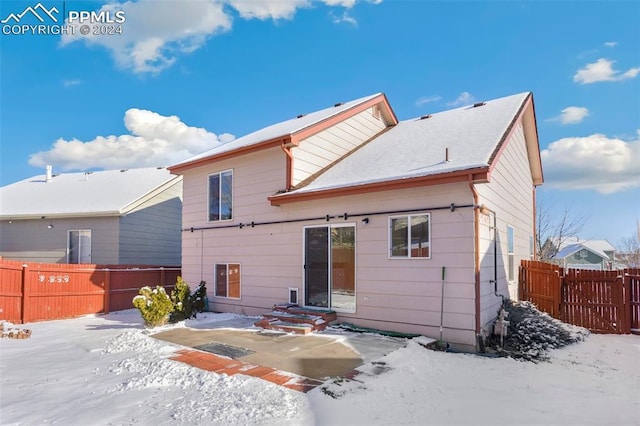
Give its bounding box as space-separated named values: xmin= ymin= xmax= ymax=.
xmin=208 ymin=170 xmax=233 ymax=222
xmin=389 ymin=213 xmax=430 ymax=259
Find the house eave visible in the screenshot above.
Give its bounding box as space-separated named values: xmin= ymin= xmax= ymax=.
xmin=487 ymin=93 xmax=544 ymax=187
xmin=289 ymin=94 xmax=398 ymax=144
xmin=168 ymin=93 xmax=398 ymax=175
xmin=0 ymin=211 xmax=122 ymax=221
xmin=168 ymin=138 xmax=290 ymax=174
xmin=269 ymin=167 xmax=489 ymax=206
xmin=120 ymin=175 xmax=183 ymax=215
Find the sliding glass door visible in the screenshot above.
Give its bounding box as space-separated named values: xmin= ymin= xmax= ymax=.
xmin=304 ymin=224 xmax=355 ymax=312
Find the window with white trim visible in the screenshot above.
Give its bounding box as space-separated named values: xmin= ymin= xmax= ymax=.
xmin=389 ymin=213 xmax=430 ymax=258
xmin=208 ymin=170 xmax=233 ymax=222
xmin=530 ymin=235 xmax=534 ymax=260
xmin=215 ymin=263 xmax=240 ymax=299
xmin=68 ymin=230 xmax=91 ymax=264
xmin=507 ymin=225 xmax=515 ymax=282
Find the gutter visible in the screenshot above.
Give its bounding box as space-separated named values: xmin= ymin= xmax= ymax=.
xmin=1 ymin=211 xmax=123 ymax=220
xmin=468 ymin=175 xmax=482 ymax=339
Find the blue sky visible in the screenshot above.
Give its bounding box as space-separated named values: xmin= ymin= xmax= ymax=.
xmin=1 ymin=0 xmax=639 ymax=245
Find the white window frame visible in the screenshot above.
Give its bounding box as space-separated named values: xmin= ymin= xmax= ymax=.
xmin=302 ymin=223 xmax=357 ymax=314
xmin=67 ymin=229 xmax=92 ymax=264
xmin=207 ymin=169 xmax=233 ymax=222
xmin=507 ymin=225 xmax=515 ymax=282
xmin=530 ymin=235 xmax=534 ymax=260
xmin=214 ymin=263 xmax=241 ymax=299
xmin=388 ymin=213 xmax=431 ymax=259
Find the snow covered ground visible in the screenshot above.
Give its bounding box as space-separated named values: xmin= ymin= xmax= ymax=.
xmin=1 ymin=310 xmax=638 ymax=425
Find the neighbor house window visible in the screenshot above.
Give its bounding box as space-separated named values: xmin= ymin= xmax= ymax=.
xmin=215 ymin=263 xmax=240 ymax=298
xmin=389 ymin=214 xmax=430 ymax=258
xmin=68 ymin=230 xmax=92 ymax=264
xmin=208 ymin=170 xmax=233 ymax=221
xmin=507 ymin=225 xmax=514 ymax=282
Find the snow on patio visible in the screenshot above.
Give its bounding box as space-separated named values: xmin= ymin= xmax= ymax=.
xmin=0 ymin=310 xmax=638 ymax=425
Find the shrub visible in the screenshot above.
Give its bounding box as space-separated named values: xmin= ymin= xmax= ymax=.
xmin=190 ymin=281 xmax=208 ymax=315
xmin=169 ymin=277 xmax=192 ymax=323
xmin=132 ymin=286 xmax=174 ymax=327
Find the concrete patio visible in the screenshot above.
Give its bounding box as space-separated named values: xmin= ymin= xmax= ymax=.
xmin=151 ymin=315 xmax=409 ymax=389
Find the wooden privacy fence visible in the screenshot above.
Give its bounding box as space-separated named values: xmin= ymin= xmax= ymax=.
xmin=0 ymin=259 xmax=180 ymax=324
xmin=519 ymin=260 xmax=640 ymax=334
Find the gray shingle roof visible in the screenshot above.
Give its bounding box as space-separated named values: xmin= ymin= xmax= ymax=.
xmin=278 ymin=92 xmax=531 ymax=196
xmin=172 ymin=93 xmax=384 ymax=167
xmin=0 ymin=167 xmax=180 ymax=218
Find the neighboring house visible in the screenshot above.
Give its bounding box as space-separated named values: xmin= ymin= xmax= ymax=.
xmin=0 ymin=167 xmax=183 ymax=265
xmin=553 ymin=239 xmax=616 ymax=270
xmin=169 ymin=92 xmax=543 ymax=351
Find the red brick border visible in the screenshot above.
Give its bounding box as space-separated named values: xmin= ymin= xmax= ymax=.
xmin=169 ymin=349 xmax=325 ymax=393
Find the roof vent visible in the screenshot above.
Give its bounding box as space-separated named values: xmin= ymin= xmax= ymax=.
xmin=120 ymin=169 xmax=128 ymax=172
xmin=334 ymin=102 xmax=344 ymax=107
xmin=45 ymin=165 xmax=53 ymax=182
xmin=296 ymin=114 xmax=305 ymax=118
xmin=420 ymin=114 xmax=432 ymax=120
xmin=472 ymin=102 xmax=486 ymax=108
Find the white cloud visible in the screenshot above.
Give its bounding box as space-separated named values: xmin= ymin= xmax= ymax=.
xmin=604 ymin=41 xmax=617 ymax=48
xmin=61 ymin=0 xmax=232 ymax=75
xmin=227 ymin=0 xmax=310 ymax=20
xmin=331 ymin=10 xmax=357 ymax=25
xmin=415 ymin=95 xmax=442 ymax=107
xmin=60 ymin=0 xmax=374 ymax=74
xmin=324 ymin=0 xmax=358 ymax=6
xmin=541 ymin=131 xmax=640 ymax=194
xmin=547 ymin=106 xmax=590 ymax=125
xmin=447 ymin=92 xmax=475 ymax=107
xmin=29 ymin=109 xmax=234 ymax=171
xmin=62 ymin=79 xmax=82 ymax=88
xmin=573 ymin=58 xmax=640 ymax=84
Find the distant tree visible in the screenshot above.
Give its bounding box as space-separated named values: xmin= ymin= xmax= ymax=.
xmin=617 ymin=233 xmax=640 ymax=268
xmin=535 ymin=190 xmax=589 ymax=261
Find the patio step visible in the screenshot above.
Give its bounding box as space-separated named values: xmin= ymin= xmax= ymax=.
xmin=254 ymin=304 xmax=337 ymax=334
xmin=254 ymin=318 xmax=315 ymax=335
xmin=272 ymin=303 xmax=338 ymax=324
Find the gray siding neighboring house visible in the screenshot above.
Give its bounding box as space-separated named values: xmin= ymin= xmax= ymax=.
xmin=553 ymin=239 xmax=616 ymax=270
xmin=0 ymin=167 xmax=183 ymax=265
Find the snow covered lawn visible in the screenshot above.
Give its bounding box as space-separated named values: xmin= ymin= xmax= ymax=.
xmin=1 ymin=310 xmax=638 ymax=425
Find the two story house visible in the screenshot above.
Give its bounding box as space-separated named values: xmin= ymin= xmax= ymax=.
xmin=169 ymin=92 xmax=543 ymax=351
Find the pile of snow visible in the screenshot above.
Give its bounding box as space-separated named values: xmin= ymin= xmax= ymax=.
xmin=1 ymin=309 xmax=638 ymax=425
xmin=489 ymin=300 xmax=590 ymax=361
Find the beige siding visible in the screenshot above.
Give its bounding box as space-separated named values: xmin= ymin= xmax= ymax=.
xmin=119 ymin=179 xmax=183 ymax=265
xmin=180 ymin=147 xmax=479 ymax=348
xmin=476 ymin=122 xmax=535 ymax=333
xmin=0 ymin=217 xmax=120 ymax=264
xmin=292 ymin=108 xmax=387 ymax=185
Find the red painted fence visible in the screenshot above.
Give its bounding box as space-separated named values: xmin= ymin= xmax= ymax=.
xmin=0 ymin=259 xmax=180 ymax=324
xmin=520 ymin=260 xmax=640 ymax=334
